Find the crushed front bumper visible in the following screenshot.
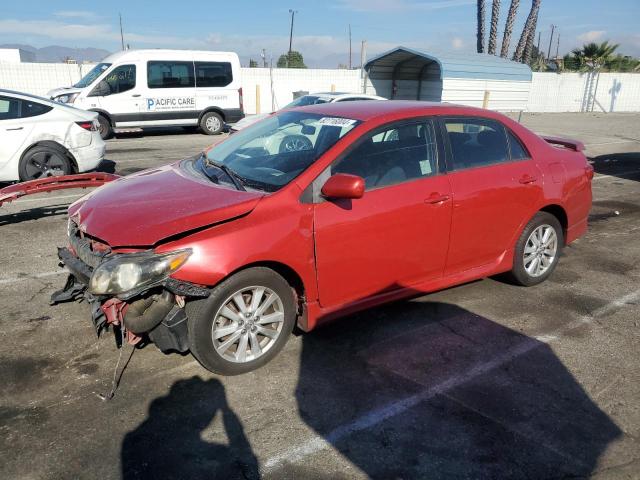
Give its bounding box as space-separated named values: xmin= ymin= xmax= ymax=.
xmin=51 ymin=246 xmax=209 ymax=353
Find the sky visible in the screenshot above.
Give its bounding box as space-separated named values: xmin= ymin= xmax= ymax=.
xmin=1 ymin=0 xmax=639 ymax=67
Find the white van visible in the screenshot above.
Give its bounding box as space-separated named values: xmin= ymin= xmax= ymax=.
xmin=47 ymin=49 xmax=244 ymax=139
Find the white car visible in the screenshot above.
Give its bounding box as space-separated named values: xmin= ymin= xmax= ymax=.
xmin=230 ymin=92 xmax=386 ymax=132
xmin=0 ymin=89 xmax=105 ymax=182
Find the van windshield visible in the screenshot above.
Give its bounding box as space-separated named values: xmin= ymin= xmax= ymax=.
xmin=201 ymin=111 xmax=360 ymax=192
xmin=74 ymin=63 xmax=112 ymax=88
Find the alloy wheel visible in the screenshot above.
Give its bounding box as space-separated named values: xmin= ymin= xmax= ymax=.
xmin=24 ymin=151 xmax=66 ymax=179
xmin=523 ymin=224 xmax=558 ymax=277
xmin=211 ymin=286 xmax=285 ymax=363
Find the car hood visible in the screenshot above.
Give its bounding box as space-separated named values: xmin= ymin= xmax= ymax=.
xmin=46 ymin=86 xmax=82 ymax=99
xmin=68 ymin=162 xmax=264 ymax=247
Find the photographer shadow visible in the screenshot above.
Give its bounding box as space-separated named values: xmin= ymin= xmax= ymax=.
xmin=121 ymin=376 xmax=259 ymax=480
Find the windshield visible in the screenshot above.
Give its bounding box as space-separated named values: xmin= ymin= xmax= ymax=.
xmin=202 ymin=111 xmax=361 ymax=192
xmin=74 ymin=63 xmax=112 ymax=88
xmin=284 ymin=95 xmax=331 ymax=109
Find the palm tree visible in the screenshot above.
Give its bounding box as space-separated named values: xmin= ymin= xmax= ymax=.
xmin=522 ymin=4 xmax=539 ymax=63
xmin=570 ymin=41 xmax=619 ymax=71
xmin=488 ymin=0 xmax=501 ymax=55
xmin=513 ymin=0 xmax=541 ymax=62
xmin=500 ymin=0 xmax=520 ymax=58
xmin=477 ymin=0 xmax=486 ymax=53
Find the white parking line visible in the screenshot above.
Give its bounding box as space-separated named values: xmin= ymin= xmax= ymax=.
xmin=585 ymin=140 xmax=638 ymax=147
xmin=263 ymin=288 xmax=640 ymax=472
xmin=0 ymin=270 xmax=66 ymax=285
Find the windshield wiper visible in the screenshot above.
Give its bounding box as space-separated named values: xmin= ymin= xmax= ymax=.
xmin=202 ymin=155 xmax=246 ymax=191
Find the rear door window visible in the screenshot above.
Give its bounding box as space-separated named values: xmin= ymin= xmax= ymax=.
xmin=0 ymin=96 xmax=51 ymax=120
xmin=195 ymin=62 xmax=233 ymax=87
xmin=506 ymin=129 xmax=530 ymax=160
xmin=443 ymin=118 xmax=510 ymax=171
xmin=0 ymin=96 xmax=21 ymax=120
xmin=147 ymin=61 xmax=195 ymax=88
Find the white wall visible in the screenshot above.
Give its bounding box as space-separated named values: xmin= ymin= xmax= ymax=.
xmin=1 ymin=62 xmax=639 ymax=113
xmin=528 ymin=72 xmax=640 ymax=112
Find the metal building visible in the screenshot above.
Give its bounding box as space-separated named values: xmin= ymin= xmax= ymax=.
xmin=364 ymin=46 xmax=532 ymax=111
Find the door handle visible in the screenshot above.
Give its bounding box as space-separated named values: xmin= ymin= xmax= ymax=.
xmin=425 ymin=193 xmax=450 ymax=204
xmin=519 ymin=175 xmax=537 ymax=184
xmin=131 ymin=94 xmax=141 ymax=97
xmin=6 ymin=127 xmax=23 ymax=131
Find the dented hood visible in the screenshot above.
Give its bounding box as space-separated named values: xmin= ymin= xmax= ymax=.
xmin=68 ymin=162 xmax=263 ymax=247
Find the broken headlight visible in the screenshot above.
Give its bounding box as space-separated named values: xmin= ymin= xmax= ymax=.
xmin=88 ymin=249 xmax=192 ymax=295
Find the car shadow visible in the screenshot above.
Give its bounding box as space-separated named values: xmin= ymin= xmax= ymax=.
xmin=121 ymin=376 xmax=260 ymax=480
xmin=590 ymin=151 xmax=640 ymax=182
xmin=291 ymin=295 xmax=621 ymax=479
xmin=0 ymin=204 xmax=68 ymax=225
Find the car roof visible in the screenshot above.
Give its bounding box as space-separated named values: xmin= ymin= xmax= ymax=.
xmin=291 ymin=100 xmax=491 ymax=121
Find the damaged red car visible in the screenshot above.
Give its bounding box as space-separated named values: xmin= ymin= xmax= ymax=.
xmin=53 ymin=101 xmax=593 ymax=375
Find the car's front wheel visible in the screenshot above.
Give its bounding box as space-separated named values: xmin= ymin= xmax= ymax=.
xmin=510 ymin=212 xmax=563 ymax=286
xmin=186 ymin=267 xmax=296 ymax=375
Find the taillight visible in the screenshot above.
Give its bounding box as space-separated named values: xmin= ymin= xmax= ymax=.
xmin=76 ymin=121 xmax=98 ymax=132
xmin=238 ymin=87 xmax=244 ymax=113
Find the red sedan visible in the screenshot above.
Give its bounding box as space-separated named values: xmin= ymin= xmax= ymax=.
xmin=53 ymin=101 xmax=593 ymax=375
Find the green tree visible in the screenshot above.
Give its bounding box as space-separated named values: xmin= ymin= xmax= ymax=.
xmin=568 ymin=41 xmax=619 ymax=71
xmin=249 ymin=59 xmax=258 ymax=68
xmin=604 ymin=54 xmax=640 ymax=72
xmin=277 ymin=51 xmax=307 ymax=68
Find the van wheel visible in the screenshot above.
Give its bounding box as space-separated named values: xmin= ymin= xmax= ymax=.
xmin=509 ymin=212 xmax=563 ymax=286
xmin=186 ymin=267 xmax=296 ymax=375
xmin=97 ymin=114 xmax=113 ymax=140
xmin=19 ymin=145 xmax=72 ymax=181
xmin=200 ymin=112 xmax=224 ymax=135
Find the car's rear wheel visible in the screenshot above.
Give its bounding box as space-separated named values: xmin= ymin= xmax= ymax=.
xmin=186 ymin=267 xmax=296 ymax=375
xmin=200 ymin=111 xmax=224 ymax=135
xmin=19 ymin=145 xmax=72 ymax=181
xmin=510 ymin=212 xmax=563 ymax=286
xmin=97 ymin=114 xmax=113 ymax=140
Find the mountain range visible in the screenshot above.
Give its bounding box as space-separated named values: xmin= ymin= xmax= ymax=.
xmin=0 ymin=44 xmax=111 ymax=63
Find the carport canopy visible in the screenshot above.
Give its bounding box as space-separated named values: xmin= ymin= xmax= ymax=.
xmin=364 ymin=46 xmax=532 ymax=101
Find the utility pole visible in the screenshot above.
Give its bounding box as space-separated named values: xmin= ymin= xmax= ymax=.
xmin=348 ymin=24 xmax=352 ymax=69
xmin=555 ymin=33 xmax=560 ymax=59
xmin=536 ymin=31 xmax=541 ymax=52
xmin=287 ymin=9 xmax=297 ymax=67
xmin=360 ymin=40 xmax=367 ymax=93
xmin=547 ymin=24 xmax=555 ymax=60
xmin=119 ymin=13 xmax=125 ymax=51
xmin=261 ymin=48 xmax=267 ymax=68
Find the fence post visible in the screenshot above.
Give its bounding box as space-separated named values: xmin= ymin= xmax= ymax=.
xmin=482 ymin=90 xmax=491 ymax=109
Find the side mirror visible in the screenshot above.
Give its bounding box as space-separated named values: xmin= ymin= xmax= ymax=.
xmin=89 ymin=80 xmax=110 ymax=97
xmin=321 ymin=173 xmax=365 ymax=200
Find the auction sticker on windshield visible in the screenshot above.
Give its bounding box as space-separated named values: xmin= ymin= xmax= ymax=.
xmin=317 ymin=117 xmax=358 ymax=127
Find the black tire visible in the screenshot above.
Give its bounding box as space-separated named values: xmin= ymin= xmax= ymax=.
xmin=199 ymin=111 xmax=224 ymax=135
xmin=509 ymin=212 xmax=564 ymax=286
xmin=19 ymin=144 xmax=72 ymax=181
xmin=186 ymin=267 xmax=296 ymax=375
xmin=97 ymin=114 xmax=113 ymax=140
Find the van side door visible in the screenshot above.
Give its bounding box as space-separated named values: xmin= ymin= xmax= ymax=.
xmin=140 ymin=60 xmax=198 ymax=126
xmin=88 ymin=64 xmax=139 ymax=126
